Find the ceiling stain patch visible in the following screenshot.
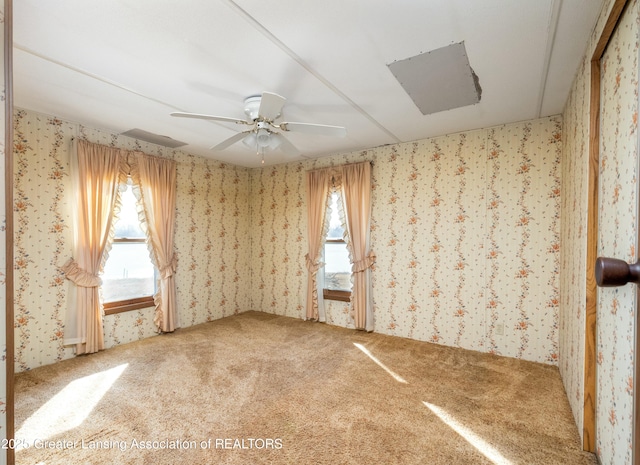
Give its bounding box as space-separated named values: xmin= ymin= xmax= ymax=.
xmin=388 ymin=42 xmax=481 ymax=115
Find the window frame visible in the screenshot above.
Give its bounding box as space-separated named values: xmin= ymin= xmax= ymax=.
xmin=102 ymin=183 xmax=157 ymax=315
xmin=322 ymin=192 xmax=352 ymax=302
xmin=104 ymin=295 xmax=155 ymax=315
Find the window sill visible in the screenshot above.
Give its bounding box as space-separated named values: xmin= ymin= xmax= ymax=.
xmin=104 ymin=296 xmax=155 ymax=315
xmin=323 ymin=289 xmax=351 ymax=302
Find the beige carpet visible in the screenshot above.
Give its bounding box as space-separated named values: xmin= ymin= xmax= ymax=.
xmin=15 ymin=311 xmax=596 ymax=465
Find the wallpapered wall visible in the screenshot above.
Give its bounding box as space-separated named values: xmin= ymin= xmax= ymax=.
xmin=250 ymin=116 xmax=562 ymax=364
xmin=14 ymin=109 xmax=563 ymax=372
xmin=560 ymin=0 xmax=637 ymax=463
xmin=559 ymin=0 xmax=640 ymax=465
xmin=12 ymin=109 xmax=251 ymax=372
xmin=595 ymin=0 xmax=637 ymax=462
xmin=9 ymin=3 xmax=639 ymax=463
xmin=559 ymin=49 xmax=590 ymax=443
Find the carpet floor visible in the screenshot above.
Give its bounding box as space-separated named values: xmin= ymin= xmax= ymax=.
xmin=15 ymin=311 xmax=596 ymax=464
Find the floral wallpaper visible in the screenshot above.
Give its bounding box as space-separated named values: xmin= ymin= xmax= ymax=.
xmin=10 ymin=3 xmax=639 ymax=463
xmin=594 ymin=0 xmax=638 ymax=462
xmin=250 ymin=116 xmax=562 ymax=364
xmin=12 ymin=109 xmax=251 ymax=372
xmin=560 ymin=0 xmax=638 ymax=463
xmin=561 ymin=0 xmax=638 ymax=463
xmin=560 ymin=50 xmax=589 ymax=439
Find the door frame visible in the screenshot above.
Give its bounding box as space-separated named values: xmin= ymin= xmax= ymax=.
xmin=584 ymin=0 xmax=631 ymax=453
xmin=4 ymin=1 xmax=15 ymax=464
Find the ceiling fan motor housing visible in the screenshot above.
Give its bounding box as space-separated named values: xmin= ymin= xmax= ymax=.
xmin=244 ymin=95 xmax=267 ymax=121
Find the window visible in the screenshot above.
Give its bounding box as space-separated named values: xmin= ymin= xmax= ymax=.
xmin=102 ymin=179 xmax=157 ymax=315
xmin=323 ymin=191 xmax=352 ymax=302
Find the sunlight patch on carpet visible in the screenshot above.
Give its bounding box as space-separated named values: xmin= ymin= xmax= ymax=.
xmin=353 ymin=343 xmax=408 ymax=384
xmin=16 ymin=364 xmax=129 ymax=451
xmin=423 ymin=401 xmax=512 ymax=465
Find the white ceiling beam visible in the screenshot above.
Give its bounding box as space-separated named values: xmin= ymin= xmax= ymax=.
xmin=536 ymin=0 xmax=563 ymax=118
xmin=223 ymin=0 xmax=401 ymax=143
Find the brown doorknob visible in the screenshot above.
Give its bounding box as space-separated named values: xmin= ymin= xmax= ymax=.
xmin=595 ymin=257 xmax=640 ymax=287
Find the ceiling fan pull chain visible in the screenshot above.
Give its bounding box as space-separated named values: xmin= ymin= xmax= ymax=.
xmin=255 ymin=136 xmax=265 ymax=164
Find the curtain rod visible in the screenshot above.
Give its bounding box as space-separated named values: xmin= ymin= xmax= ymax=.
xmin=305 ymin=160 xmax=373 ymax=173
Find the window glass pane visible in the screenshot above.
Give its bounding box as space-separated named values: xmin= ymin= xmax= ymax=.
xmin=324 ymin=242 xmax=352 ymax=291
xmin=102 ymin=242 xmax=155 ymax=302
xmin=327 ymin=193 xmax=344 ymax=240
xmin=114 ymin=184 xmax=145 ymax=239
xmin=102 ymin=181 xmax=156 ymax=304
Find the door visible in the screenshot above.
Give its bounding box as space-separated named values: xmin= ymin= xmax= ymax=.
xmin=592 ymin=1 xmax=639 ymax=463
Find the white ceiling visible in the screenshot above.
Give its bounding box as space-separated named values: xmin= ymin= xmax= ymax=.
xmin=13 ymin=0 xmax=604 ymax=168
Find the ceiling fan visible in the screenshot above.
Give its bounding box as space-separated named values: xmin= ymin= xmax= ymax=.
xmin=171 ymin=92 xmax=347 ymax=162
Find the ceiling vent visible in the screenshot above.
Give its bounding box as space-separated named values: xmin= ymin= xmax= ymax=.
xmin=388 ymin=41 xmax=481 ymax=115
xmin=120 ymin=128 xmax=187 ymax=149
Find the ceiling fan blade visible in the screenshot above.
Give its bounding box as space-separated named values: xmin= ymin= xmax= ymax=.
xmin=171 ymin=111 xmax=248 ymax=125
xmin=279 ymin=121 xmax=346 ymax=138
xmin=258 ymin=92 xmax=286 ymax=121
xmin=272 ymin=133 xmax=300 ymax=156
xmin=210 ymin=131 xmax=250 ymax=151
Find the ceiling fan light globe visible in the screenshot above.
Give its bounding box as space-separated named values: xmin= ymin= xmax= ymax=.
xmin=256 ymin=128 xmax=271 ymax=148
xmin=242 ymin=133 xmax=257 ymax=149
xmin=268 ymin=135 xmax=282 ymax=150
